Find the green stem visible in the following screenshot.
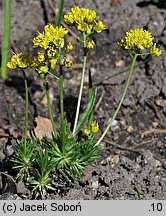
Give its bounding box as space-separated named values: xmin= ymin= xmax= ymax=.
xmin=95 ymin=54 xmax=138 ymax=146
xmin=55 ymin=0 xmax=65 ymax=26
xmin=22 ymin=70 xmax=28 ymax=144
xmin=59 ymin=65 xmax=65 ymax=147
xmin=1 ymin=0 xmax=11 ymax=79
xmin=44 ymin=76 xmax=57 ymax=136
xmin=73 ymin=33 xmax=87 ymax=135
xmin=94 ymin=55 xmax=152 ymax=86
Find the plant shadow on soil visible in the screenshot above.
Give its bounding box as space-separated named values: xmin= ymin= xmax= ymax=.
xmin=137 ymin=0 xmax=166 ymax=9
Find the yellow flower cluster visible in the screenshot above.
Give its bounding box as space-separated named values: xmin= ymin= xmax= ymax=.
xmin=31 ymin=24 xmax=73 ymax=77
xmin=7 ymin=24 xmax=73 ymax=78
xmin=84 ymin=120 xmax=99 ymax=137
xmin=7 ymin=24 xmax=74 ymax=78
xmin=30 ymin=52 xmax=58 ymax=78
xmin=64 ymin=6 xmax=106 ymax=34
xmin=7 ymin=52 xmax=31 ymax=69
xmin=33 ymin=24 xmax=68 ymax=50
xmin=118 ymin=28 xmax=162 ymax=56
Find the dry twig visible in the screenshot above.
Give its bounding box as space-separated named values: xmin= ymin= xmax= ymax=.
xmin=105 ymin=140 xmax=140 ymax=154
xmin=141 ymin=128 xmax=166 ymax=138
xmin=95 ymin=90 xmax=106 ymax=111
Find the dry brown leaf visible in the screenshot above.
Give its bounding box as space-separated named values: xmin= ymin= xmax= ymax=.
xmin=111 ymin=0 xmax=120 ymax=6
xmin=28 ymin=116 xmax=53 ymax=141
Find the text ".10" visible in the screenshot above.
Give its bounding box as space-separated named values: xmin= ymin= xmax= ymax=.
xmin=150 ymin=203 xmax=163 ymax=212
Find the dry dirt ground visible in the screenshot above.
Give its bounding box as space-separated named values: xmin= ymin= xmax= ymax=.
xmin=0 ymin=0 xmax=166 ymax=199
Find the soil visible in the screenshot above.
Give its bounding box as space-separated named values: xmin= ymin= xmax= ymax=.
xmin=0 ymin=0 xmax=166 ymax=200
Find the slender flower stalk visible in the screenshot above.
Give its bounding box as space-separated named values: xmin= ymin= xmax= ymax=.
xmin=95 ymin=54 xmax=138 ymax=146
xmin=44 ymin=76 xmax=57 ymax=136
xmin=22 ymin=69 xmax=29 ymax=144
xmin=73 ymin=33 xmax=87 ymax=135
xmin=94 ymin=55 xmax=152 ymax=86
xmin=59 ymin=65 xmax=65 ymax=148
xmin=95 ymin=28 xmax=161 ymax=146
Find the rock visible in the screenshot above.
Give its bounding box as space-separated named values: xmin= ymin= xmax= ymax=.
xmin=127 ymin=126 xmax=134 ymax=133
xmin=0 ymin=151 xmax=6 ymax=161
xmin=6 ymin=145 xmax=14 ymax=157
xmin=92 ymin=181 xmax=99 ymax=189
xmin=0 ymin=193 xmax=22 ymax=200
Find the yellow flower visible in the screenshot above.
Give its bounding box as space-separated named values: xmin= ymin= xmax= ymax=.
xmin=7 ymin=54 xmax=18 ymax=69
xmin=64 ymin=12 xmax=74 ymax=25
xmin=44 ymin=23 xmax=55 ymax=39
xmin=64 ymin=6 xmax=105 ymax=34
xmin=87 ymin=40 xmax=95 ymax=51
xmin=118 ymin=28 xmax=154 ymax=50
xmin=38 ymin=52 xmax=45 ymax=62
xmin=77 ymin=22 xmax=89 ymax=32
xmin=37 ymin=65 xmax=49 ymax=78
xmin=53 ymin=37 xmax=65 ymax=48
xmin=71 ymin=6 xmax=83 ymax=24
xmin=150 ymin=43 xmax=162 ymax=56
xmin=94 ymin=21 xmax=106 ymax=33
xmin=7 ymin=61 xmax=17 ymax=69
xmin=56 ymin=25 xmax=68 ymax=38
xmin=17 ymin=52 xmax=31 ymax=68
xmin=84 ymin=128 xmax=91 ymax=136
xmin=66 ymin=42 xmax=73 ymax=53
xmin=47 ymin=47 xmax=57 ymax=57
xmin=84 ymin=120 xmax=99 ymax=137
xmin=49 ymin=59 xmax=57 ymax=69
xmin=33 ymin=24 xmax=68 ymax=49
xmin=86 ymin=10 xmax=96 ymax=23
xmin=7 ymin=52 xmax=31 ymax=69
xmin=33 ymin=32 xmax=48 ymax=49
xmin=64 ymin=58 xmax=73 ymax=68
xmin=91 ymin=121 xmax=99 ymax=133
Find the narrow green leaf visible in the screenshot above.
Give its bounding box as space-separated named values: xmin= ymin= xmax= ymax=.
xmin=29 ymin=180 xmax=39 ymax=185
xmin=1 ymin=0 xmax=11 ymax=79
xmin=45 ymin=185 xmax=55 ymax=191
xmin=74 ymin=87 xmax=97 ymax=136
xmin=55 ymin=0 xmax=65 ymax=26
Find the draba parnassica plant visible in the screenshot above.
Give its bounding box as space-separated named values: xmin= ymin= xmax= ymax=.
xmin=7 ymin=6 xmax=161 ymax=198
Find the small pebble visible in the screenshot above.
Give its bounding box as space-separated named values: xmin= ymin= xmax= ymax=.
xmin=127 ymin=126 xmax=134 ymax=133
xmin=113 ymin=133 xmax=119 ymax=141
xmin=152 ymin=122 xmax=159 ymax=128
xmin=108 ymin=119 xmax=119 ymax=131
xmin=0 ymin=152 xmax=6 ymax=161
xmin=115 ymin=59 xmax=124 ymax=67
xmin=92 ymin=181 xmax=99 ymax=189
xmin=120 ymin=120 xmax=127 ymax=129
xmin=6 ymin=145 xmax=14 ymax=157
xmin=33 ymin=91 xmax=43 ymax=101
